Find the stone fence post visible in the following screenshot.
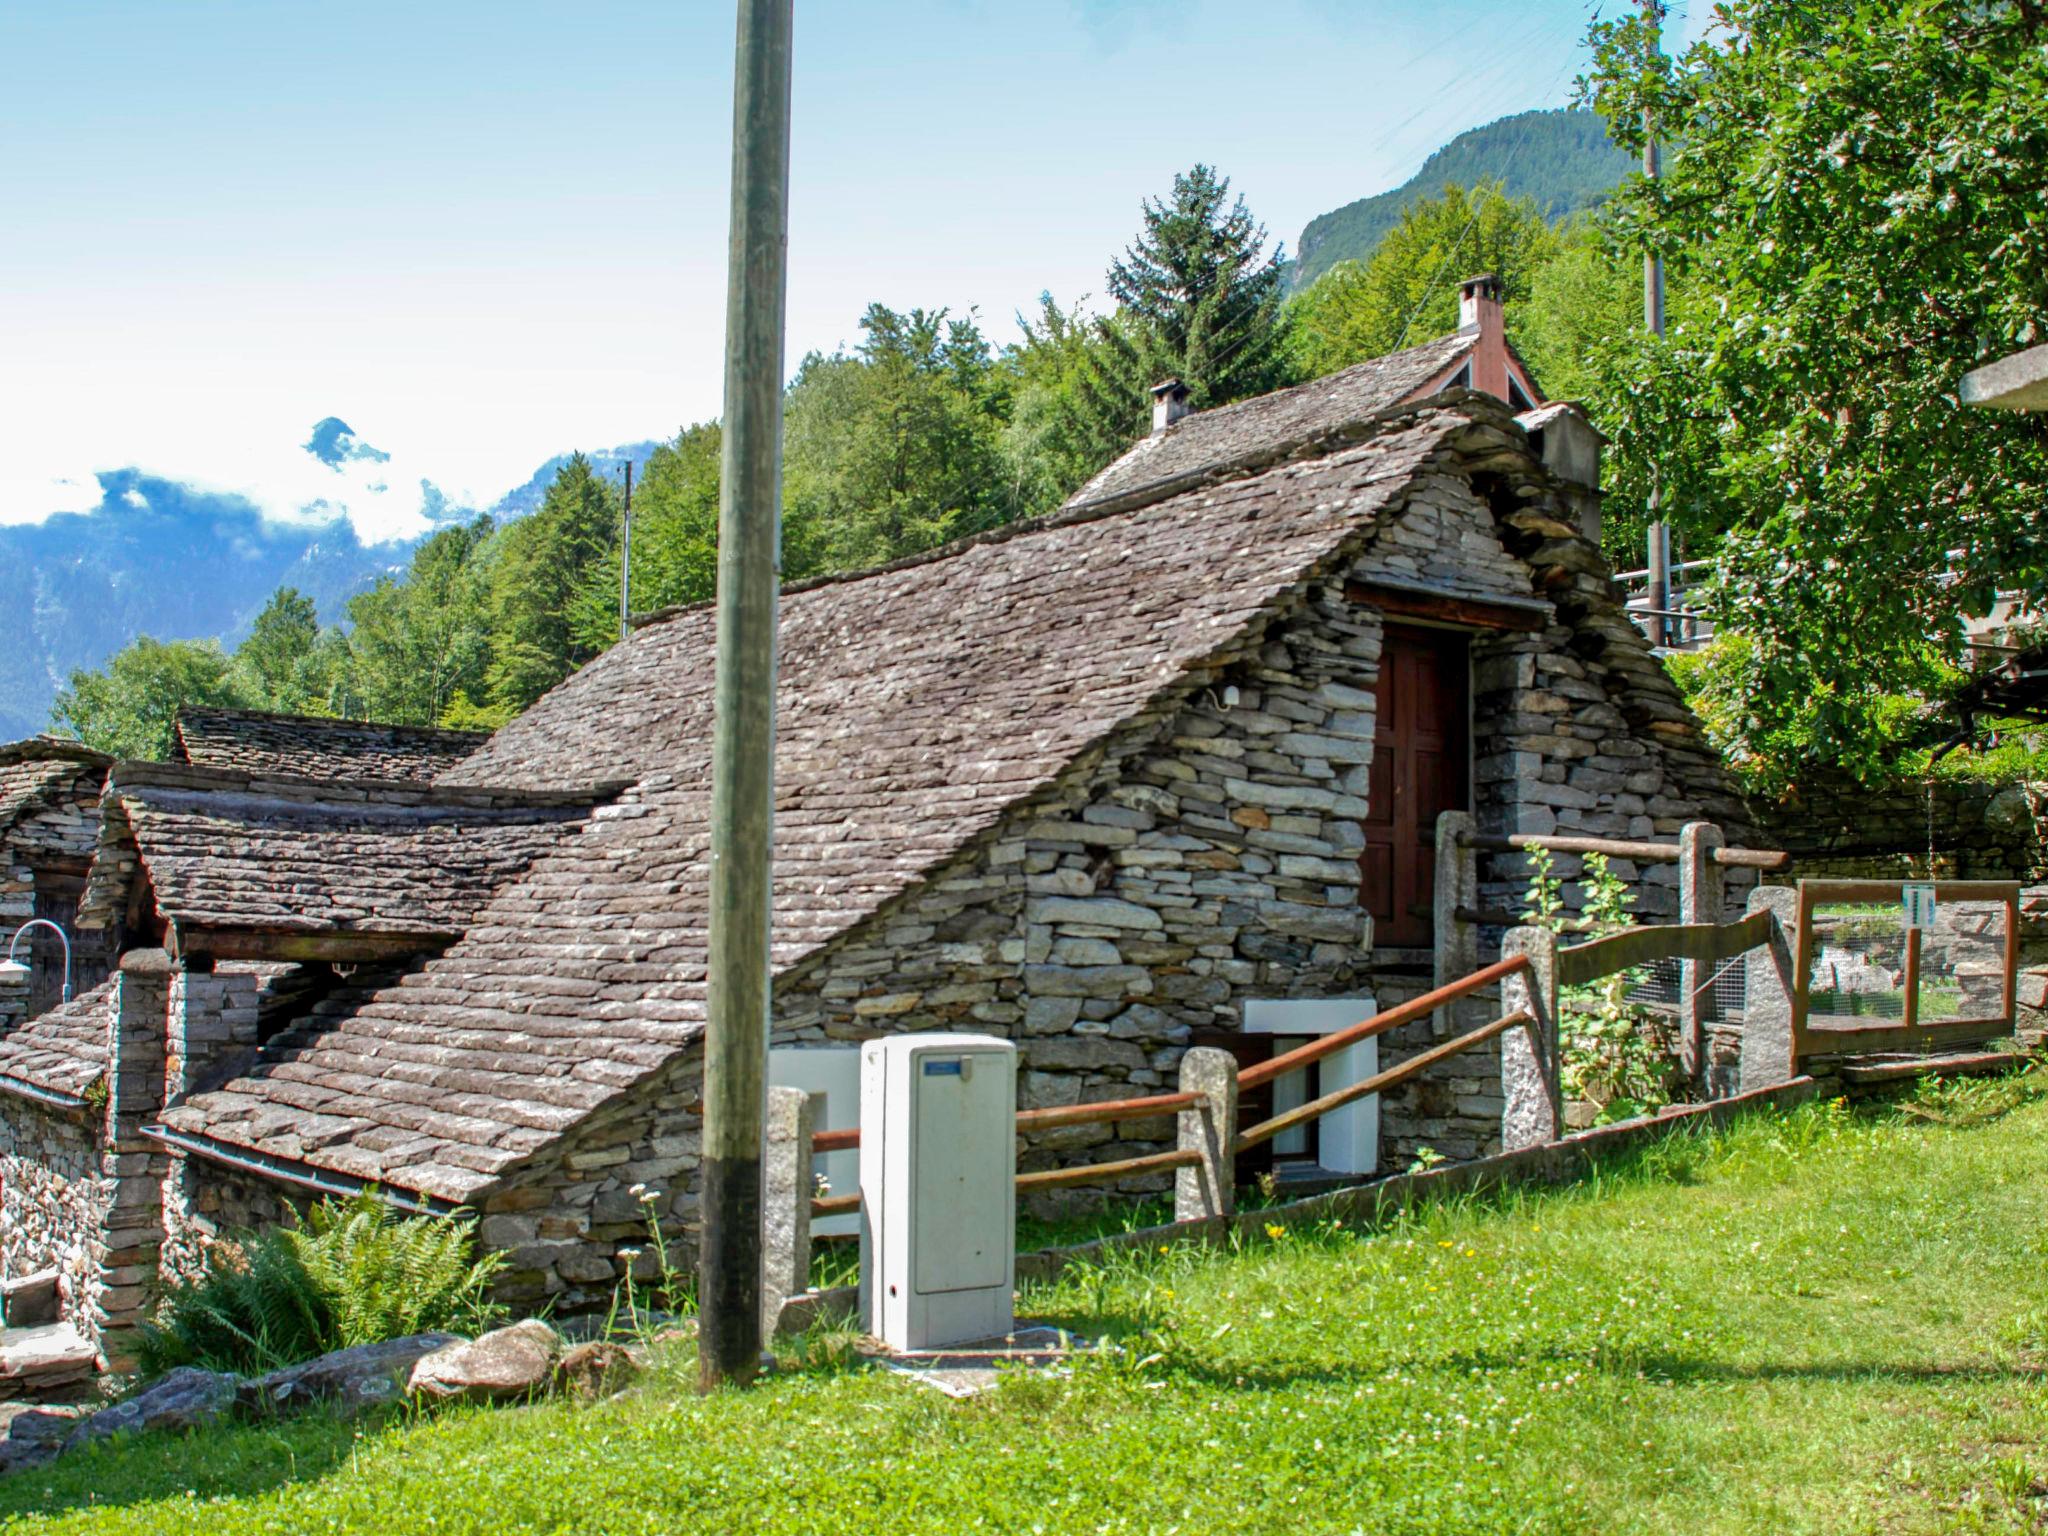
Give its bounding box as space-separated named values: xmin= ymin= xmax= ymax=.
xmin=1174 ymin=1047 xmax=1238 ymax=1223
xmin=1434 ymin=812 xmax=1478 ymax=1004
xmin=761 ymin=1085 xmax=817 ymax=1339
xmin=1740 ymin=885 xmax=1801 ymax=1092
xmin=1501 ymin=926 xmax=1560 ymax=1151
xmin=98 ymin=948 xmax=173 ymax=1368
xmin=1677 ymin=821 xmax=1726 ymax=1087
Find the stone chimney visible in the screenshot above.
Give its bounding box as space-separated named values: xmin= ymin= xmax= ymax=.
xmin=1458 ymin=272 xmax=1503 ymax=336
xmin=1151 ymin=378 xmax=1191 ymax=434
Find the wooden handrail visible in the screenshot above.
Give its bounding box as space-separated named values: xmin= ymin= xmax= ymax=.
xmin=1238 ymin=951 xmax=1529 ymax=1090
xmin=1458 ymin=830 xmax=1789 ymax=872
xmin=1016 ymin=1147 xmax=1200 ymax=1192
xmin=1555 ymin=909 xmax=1773 ymax=988
xmin=809 ymin=1087 xmax=1199 ymax=1156
xmin=1016 ymin=1091 xmax=1199 ymax=1133
xmin=1235 ymin=1008 xmax=1531 ymax=1152
xmin=812 ymin=1190 xmax=858 ymax=1217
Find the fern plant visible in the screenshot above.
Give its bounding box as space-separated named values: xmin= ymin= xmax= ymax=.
xmin=139 ymin=1193 xmax=506 ymax=1378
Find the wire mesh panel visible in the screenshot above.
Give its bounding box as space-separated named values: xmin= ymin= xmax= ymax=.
xmin=1793 ymin=880 xmax=2019 ymax=1054
xmin=1624 ymin=953 xmax=1747 ymax=1018
xmin=1804 ymin=903 xmax=1910 ymax=1022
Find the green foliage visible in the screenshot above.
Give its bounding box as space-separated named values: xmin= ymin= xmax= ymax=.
xmin=1290 ymin=181 xmax=1560 ymax=378
xmin=1293 ymin=107 xmax=1634 ymax=291
xmin=231 ymin=589 xmax=326 ymax=716
xmin=486 ymin=453 xmax=621 ymax=714
xmin=342 ymin=514 xmax=496 ymax=728
xmin=1522 ymin=847 xmax=1672 ymax=1122
xmin=1578 ymin=0 xmax=2048 ymax=778
xmin=50 ymin=635 xmax=244 ymax=759
xmin=782 ymin=303 xmax=1013 ymax=572
xmin=138 ymin=1193 xmax=505 ymax=1378
xmin=1103 ymin=164 xmax=1292 ymax=412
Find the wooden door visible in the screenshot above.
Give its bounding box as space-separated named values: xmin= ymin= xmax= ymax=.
xmin=1360 ymin=625 xmax=1470 ymax=947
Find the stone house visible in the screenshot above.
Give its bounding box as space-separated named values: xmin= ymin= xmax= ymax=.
xmin=0 ymin=738 xmax=115 ymax=1027
xmin=0 ymin=292 xmax=1750 ymax=1354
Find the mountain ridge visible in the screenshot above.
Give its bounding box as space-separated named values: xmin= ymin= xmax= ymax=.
xmin=1292 ymin=107 xmax=1634 ymax=291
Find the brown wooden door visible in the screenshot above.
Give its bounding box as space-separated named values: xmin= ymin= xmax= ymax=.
xmin=1360 ymin=625 xmax=1470 ymax=947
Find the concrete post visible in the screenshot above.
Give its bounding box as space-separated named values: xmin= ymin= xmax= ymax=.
xmin=1740 ymin=885 xmax=1800 ymax=1092
xmin=1677 ymin=822 xmax=1725 ymax=1087
xmin=760 ymin=1085 xmax=817 ymax=1341
xmin=98 ymin=948 xmax=173 ymax=1367
xmin=1433 ymin=811 xmax=1479 ymax=1007
xmin=1174 ymin=1047 xmax=1238 ymax=1223
xmin=1501 ymin=926 xmax=1560 ymax=1151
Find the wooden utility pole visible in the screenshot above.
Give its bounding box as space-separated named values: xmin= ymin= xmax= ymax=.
xmin=1642 ymin=0 xmax=1670 ymax=648
xmin=619 ymin=460 xmax=634 ymax=642
xmin=698 ymin=0 xmax=793 ymax=1394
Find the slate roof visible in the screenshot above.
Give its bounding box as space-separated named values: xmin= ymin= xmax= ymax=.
xmin=158 ymin=394 xmax=1534 ymax=1202
xmin=80 ymin=764 xmax=621 ymax=958
xmin=0 ymin=964 xmax=300 ymax=1107
xmin=172 ymin=709 xmax=490 ymax=784
xmin=1065 ymin=331 xmax=1475 ymax=511
xmin=0 ymin=739 xmax=110 ymax=836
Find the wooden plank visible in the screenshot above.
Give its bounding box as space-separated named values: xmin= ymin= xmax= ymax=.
xmin=1902 ymin=926 xmax=1923 ymax=1031
xmin=1238 ymin=952 xmax=1529 ymax=1090
xmin=1236 ymin=1009 xmax=1529 ymax=1152
xmin=812 ymin=1126 xmax=859 ymax=1154
xmin=1555 ymin=911 xmax=1772 ymax=987
xmin=1798 ymin=879 xmax=2021 ymax=904
xmin=1801 ymin=1018 xmax=2014 ymax=1055
xmin=1015 ymin=1091 xmax=1199 ymax=1133
xmin=1344 ymin=581 xmax=1547 ymax=632
xmin=1457 ymin=831 xmax=1787 ymax=871
xmin=2003 ymin=890 xmax=2021 ymax=1026
xmin=172 ymin=924 xmax=454 ymax=965
xmin=1792 ymin=880 xmax=1817 ymax=1058
xmin=1015 ymin=1148 xmax=1201 ymax=1192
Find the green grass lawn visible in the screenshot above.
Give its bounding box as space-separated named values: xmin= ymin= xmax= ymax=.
xmin=8 ymin=1073 xmax=2048 ymax=1534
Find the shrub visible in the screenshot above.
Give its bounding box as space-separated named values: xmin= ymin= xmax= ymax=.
xmin=139 ymin=1193 xmax=506 ymax=1378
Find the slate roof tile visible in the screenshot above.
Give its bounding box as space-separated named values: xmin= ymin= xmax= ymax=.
xmin=172 ymin=708 xmax=489 ymax=784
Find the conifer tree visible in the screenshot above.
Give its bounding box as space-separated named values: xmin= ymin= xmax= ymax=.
xmin=485 ymin=453 xmax=619 ymax=713
xmin=1064 ymin=165 xmax=1293 ymax=480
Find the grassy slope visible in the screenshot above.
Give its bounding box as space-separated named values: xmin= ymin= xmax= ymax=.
xmin=7 ymin=1076 xmax=2048 ymax=1534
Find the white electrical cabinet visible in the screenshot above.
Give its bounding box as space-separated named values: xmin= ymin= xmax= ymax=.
xmin=860 ymin=1033 xmax=1016 ymax=1351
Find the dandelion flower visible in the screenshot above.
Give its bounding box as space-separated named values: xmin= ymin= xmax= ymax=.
xmin=1265 ymin=1223 xmax=1285 ymax=1240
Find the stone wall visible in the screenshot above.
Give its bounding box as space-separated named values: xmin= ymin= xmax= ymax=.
xmin=1753 ymin=775 xmax=2045 ymax=882
xmin=0 ymin=769 xmax=115 ymax=1028
xmin=159 ymin=1154 xmax=310 ymax=1289
xmin=0 ymin=1092 xmax=111 ymax=1340
xmin=472 ymin=441 xmax=1752 ymax=1311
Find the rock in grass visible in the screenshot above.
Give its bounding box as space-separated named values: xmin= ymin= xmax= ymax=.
xmin=241 ymin=1333 xmax=463 ymax=1419
xmin=408 ymin=1321 xmax=561 ymax=1404
xmin=552 ymin=1341 xmax=639 ymax=1401
xmin=0 ymin=1440 xmax=55 ymax=1478
xmin=63 ymin=1367 xmax=238 ymax=1451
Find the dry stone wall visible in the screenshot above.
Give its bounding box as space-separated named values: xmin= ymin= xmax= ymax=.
xmin=0 ymin=1096 xmax=110 ymax=1341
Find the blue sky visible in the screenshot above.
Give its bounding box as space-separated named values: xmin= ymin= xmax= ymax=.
xmin=0 ymin=1 xmax=1710 ymax=542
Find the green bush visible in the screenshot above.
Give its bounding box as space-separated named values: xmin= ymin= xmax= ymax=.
xmin=139 ymin=1193 xmax=506 ymax=1378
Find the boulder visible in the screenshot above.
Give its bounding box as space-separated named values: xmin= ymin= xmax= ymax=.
xmin=5 ymin=1405 xmax=84 ymax=1447
xmin=64 ymin=1367 xmax=238 ymax=1451
xmin=0 ymin=1271 xmax=60 ymax=1330
xmin=241 ymin=1333 xmax=462 ymax=1419
xmin=0 ymin=1440 xmax=55 ymax=1478
xmin=552 ymin=1341 xmax=640 ymax=1401
xmin=408 ymin=1320 xmax=561 ymax=1404
xmin=0 ymin=1324 xmax=97 ymax=1400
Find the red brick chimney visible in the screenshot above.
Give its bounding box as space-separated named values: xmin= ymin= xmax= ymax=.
xmin=1456 ymin=273 xmax=1518 ymax=404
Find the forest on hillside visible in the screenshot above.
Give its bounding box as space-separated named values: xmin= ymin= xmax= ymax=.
xmin=55 ymin=0 xmax=2048 ymax=792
